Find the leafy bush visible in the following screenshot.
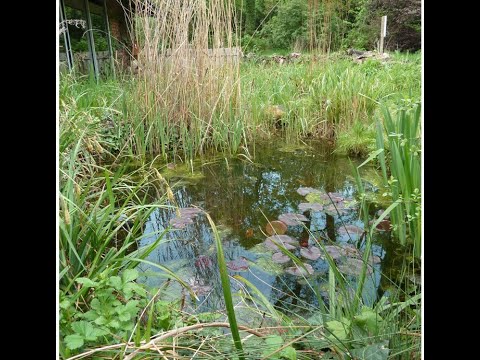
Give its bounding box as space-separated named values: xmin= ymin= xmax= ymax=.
xmin=260 ymin=0 xmax=308 ymax=50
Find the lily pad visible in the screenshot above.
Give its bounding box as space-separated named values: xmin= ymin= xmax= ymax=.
xmin=188 ymin=280 xmax=213 ymax=296
xmin=376 ymin=219 xmax=391 ymax=232
xmin=297 ymin=187 xmax=321 ymax=196
xmin=194 ymin=255 xmax=213 ymax=269
xmin=272 ymin=252 xmax=291 ymax=264
xmin=338 ymin=224 xmax=364 ymax=236
xmin=179 ymin=207 xmax=202 ymax=216
xmin=337 ymin=258 xmax=373 ymax=276
xmin=278 ymin=213 xmax=309 ymax=226
xmin=298 ymin=202 xmax=324 ymax=212
xmin=324 ymin=203 xmax=349 ymax=216
xmin=369 ymin=255 xmax=382 ymax=264
xmin=340 ymin=243 xmax=361 ymax=258
xmin=305 ymin=192 xmax=330 ymax=204
xmin=265 ymin=236 xmax=297 ymax=251
xmin=322 ymin=245 xmax=344 ymax=260
xmin=265 ymin=220 xmax=288 ymax=235
xmin=169 ymin=216 xmax=194 ymax=229
xmin=300 ymin=246 xmax=321 ymax=260
xmin=227 ymin=257 xmax=249 ymax=271
xmin=327 ymin=192 xmax=345 ymax=203
xmin=254 ymin=256 xmax=285 ymax=275
xmin=285 ymin=263 xmax=314 ymax=276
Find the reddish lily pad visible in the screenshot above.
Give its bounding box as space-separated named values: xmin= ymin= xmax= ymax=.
xmin=327 ymin=192 xmax=345 ymax=203
xmin=338 ymin=225 xmax=364 ymax=236
xmin=300 ymin=246 xmax=321 ymax=260
xmin=278 ymin=213 xmax=309 ymax=226
xmin=337 ymin=258 xmax=373 ymax=276
xmin=227 ymin=257 xmax=249 ymax=271
xmin=245 ymin=228 xmax=254 ymax=238
xmin=298 ymin=202 xmax=324 ymax=212
xmin=272 ymin=252 xmax=291 ymax=264
xmin=297 ymin=187 xmax=321 ymax=196
xmin=194 ymin=255 xmax=213 ymax=269
xmin=376 ymin=219 xmax=391 ymax=232
xmin=179 ymin=207 xmax=202 ymax=217
xmin=324 ymin=203 xmax=349 ymax=216
xmin=170 ymin=216 xmax=194 ymax=229
xmin=340 ymin=243 xmax=361 ymax=258
xmin=265 ymin=235 xmax=298 ymax=251
xmin=322 ymin=245 xmax=344 ymax=260
xmin=188 ymin=279 xmax=213 ymax=296
xmin=265 ymin=220 xmax=288 ymax=235
xmin=285 ymin=263 xmax=314 ymax=276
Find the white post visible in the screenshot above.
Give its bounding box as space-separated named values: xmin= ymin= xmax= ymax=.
xmin=380 ymin=15 xmax=387 ymax=54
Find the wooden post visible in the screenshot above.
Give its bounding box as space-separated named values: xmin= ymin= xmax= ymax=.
xmin=379 ymin=15 xmax=387 ymax=54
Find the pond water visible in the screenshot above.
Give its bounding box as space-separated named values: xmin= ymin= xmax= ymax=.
xmin=137 ymin=141 xmax=401 ymax=321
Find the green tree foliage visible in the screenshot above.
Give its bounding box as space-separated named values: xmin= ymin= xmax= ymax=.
xmin=245 ymin=0 xmax=256 ymax=34
xmin=236 ymin=0 xmax=420 ymax=52
xmin=260 ymin=0 xmax=308 ymax=49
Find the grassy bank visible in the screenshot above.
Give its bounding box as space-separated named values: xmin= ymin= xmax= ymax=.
xmin=60 ymin=50 xmax=420 ymax=163
xmin=59 ymin=48 xmax=421 ymax=358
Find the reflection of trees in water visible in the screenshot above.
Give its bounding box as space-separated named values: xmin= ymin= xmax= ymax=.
xmin=137 ymin=142 xmax=396 ymax=313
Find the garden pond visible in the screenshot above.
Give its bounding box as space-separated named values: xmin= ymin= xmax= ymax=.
xmin=136 ymin=141 xmax=412 ymax=323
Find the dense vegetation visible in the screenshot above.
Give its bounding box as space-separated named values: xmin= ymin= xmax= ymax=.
xmin=59 ymin=0 xmax=421 ymax=358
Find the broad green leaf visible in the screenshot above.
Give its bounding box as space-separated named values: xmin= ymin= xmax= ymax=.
xmin=75 ymin=277 xmax=98 ymax=288
xmin=280 ymin=346 xmax=297 ymax=360
xmin=122 ymin=269 xmax=139 ymax=283
xmin=325 ymin=320 xmax=349 ymax=341
xmin=354 ymin=307 xmax=382 ymax=334
xmin=59 ymin=299 xmax=71 ymax=310
xmin=123 ymin=282 xmax=147 ymax=298
xmin=71 ymin=321 xmax=99 ymax=341
xmin=350 ymin=342 xmax=389 ymax=360
xmin=108 ymin=276 xmax=122 ymax=290
xmin=265 ymin=335 xmax=284 ymax=347
xmin=64 ymin=334 xmax=84 ymax=350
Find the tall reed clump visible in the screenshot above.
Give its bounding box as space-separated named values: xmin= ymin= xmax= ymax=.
xmin=124 ymin=0 xmax=242 ymax=161
xmin=375 ymin=104 xmax=421 ymax=257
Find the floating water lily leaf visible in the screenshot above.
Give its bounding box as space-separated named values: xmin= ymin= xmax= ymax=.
xmin=327 ymin=192 xmax=345 ymax=203
xmin=194 ymin=255 xmax=213 ymax=269
xmin=324 ymin=203 xmax=349 ymax=216
xmin=369 ymin=255 xmax=382 ymax=264
xmin=227 ymin=257 xmax=249 ymax=271
xmin=265 ymin=238 xmax=297 ymax=251
xmin=337 ymin=258 xmax=372 ymax=276
xmin=265 ymin=235 xmax=299 ymax=251
xmin=300 ymin=246 xmax=321 ymax=260
xmin=278 ymin=213 xmax=308 ymax=226
xmin=338 ymin=224 xmax=364 ymax=236
xmin=297 ymin=187 xmax=321 ymax=196
xmin=188 ymin=280 xmax=213 ymax=296
xmin=169 ymin=207 xmax=202 ymax=229
xmin=285 ymin=263 xmax=314 ymax=276
xmin=375 ymin=219 xmax=391 ymax=231
xmin=323 ymin=245 xmax=344 ymax=260
xmin=265 ymin=220 xmax=288 ymax=235
xmin=298 ymin=202 xmax=324 ymax=212
xmin=272 ymin=252 xmax=291 ymax=264
xmin=305 ymin=192 xmax=329 ymax=205
xmin=254 ymin=256 xmax=284 ymax=275
xmin=179 ymin=207 xmax=202 ymax=216
xmin=169 ymin=216 xmax=194 ymax=229
xmin=340 ymin=243 xmax=361 ymax=258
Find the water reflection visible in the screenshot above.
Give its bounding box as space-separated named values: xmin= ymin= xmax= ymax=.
xmin=138 ymin=142 xmax=388 ymax=315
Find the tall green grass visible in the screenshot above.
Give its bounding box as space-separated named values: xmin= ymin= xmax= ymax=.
xmin=375 ymin=104 xmax=421 ymax=257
